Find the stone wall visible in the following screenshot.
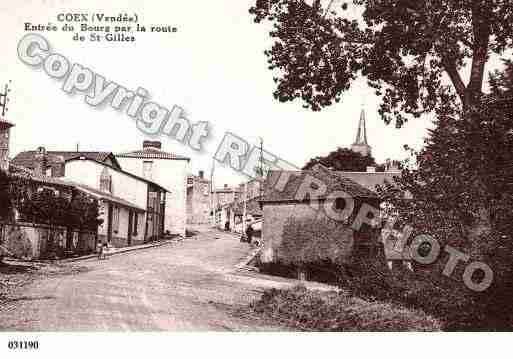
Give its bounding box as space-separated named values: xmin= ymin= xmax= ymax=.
xmin=1 ymin=222 xmax=96 ymax=259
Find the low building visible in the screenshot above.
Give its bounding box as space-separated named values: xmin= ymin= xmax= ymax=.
xmin=259 ymin=165 xmax=382 ymax=264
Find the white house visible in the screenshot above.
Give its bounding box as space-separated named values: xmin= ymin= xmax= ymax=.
xmin=116 ymin=141 xmax=190 ymax=237
xmin=64 ymin=157 xmax=168 ymax=246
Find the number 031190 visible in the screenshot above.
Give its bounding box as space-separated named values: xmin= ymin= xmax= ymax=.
xmin=7 ymin=340 xmax=39 ymax=350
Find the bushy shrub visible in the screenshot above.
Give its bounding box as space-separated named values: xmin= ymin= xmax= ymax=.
xmin=3 ymin=226 xmax=33 ymax=260
xmin=249 ymin=285 xmax=441 ymax=331
xmin=278 ymin=216 xmax=354 ymax=267
xmin=344 ymin=254 xmax=512 ymax=331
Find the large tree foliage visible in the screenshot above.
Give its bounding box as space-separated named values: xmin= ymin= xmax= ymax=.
xmin=376 ymin=67 xmax=513 ymax=327
xmin=250 ymin=0 xmax=513 ymax=126
xmin=303 ymin=147 xmax=378 ymax=171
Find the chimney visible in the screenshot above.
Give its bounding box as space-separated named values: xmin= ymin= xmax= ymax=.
xmin=366 ymin=166 xmax=376 ymax=173
xmin=199 ymin=170 xmax=204 ymax=179
xmin=143 ymin=140 xmax=162 ymax=149
xmin=224 ymin=184 xmax=228 ymax=189
xmin=34 ymin=146 xmax=47 ymax=176
xmin=50 ymin=156 xmax=65 ymax=177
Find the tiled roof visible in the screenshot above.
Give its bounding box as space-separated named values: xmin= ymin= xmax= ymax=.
xmin=116 ymin=148 xmax=190 ymax=160
xmin=9 ymin=164 xmax=75 ymax=188
xmin=0 ymin=118 xmax=14 ymax=130
xmin=215 ymin=187 xmax=240 ymax=193
xmin=12 ymin=151 xmax=117 ymax=169
xmin=337 ymin=171 xmax=401 ymax=193
xmin=261 ymin=165 xmax=379 ymax=203
xmin=8 ymin=164 xmax=145 ymax=211
xmin=72 ymin=183 xmax=145 ymax=212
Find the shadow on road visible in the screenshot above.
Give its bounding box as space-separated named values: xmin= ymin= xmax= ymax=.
xmin=5 ymin=295 xmax=56 ymax=303
xmin=0 ymin=263 xmax=38 ymax=275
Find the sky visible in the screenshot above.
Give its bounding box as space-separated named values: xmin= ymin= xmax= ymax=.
xmin=0 ymin=0 xmax=470 ymax=187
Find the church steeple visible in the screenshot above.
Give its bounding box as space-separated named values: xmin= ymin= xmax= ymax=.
xmin=351 ymin=109 xmax=372 ymax=157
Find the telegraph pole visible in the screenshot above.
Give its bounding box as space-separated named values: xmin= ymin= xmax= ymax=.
xmin=0 ymin=81 xmax=12 ymax=118
xmin=210 ymin=158 xmax=216 ymax=228
xmin=258 ymin=136 xmax=264 ymax=198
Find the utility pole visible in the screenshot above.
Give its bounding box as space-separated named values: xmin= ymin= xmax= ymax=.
xmin=210 ymin=158 xmax=216 ymax=228
xmin=242 ymin=181 xmax=247 ymax=240
xmin=258 ymin=136 xmax=264 ymax=198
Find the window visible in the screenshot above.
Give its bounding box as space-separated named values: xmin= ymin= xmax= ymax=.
xmin=100 ymin=167 xmax=112 ymax=193
xmin=112 ymin=206 xmax=120 ymax=234
xmin=133 ymin=212 xmax=139 ymax=236
xmin=143 ymin=161 xmax=153 ymax=180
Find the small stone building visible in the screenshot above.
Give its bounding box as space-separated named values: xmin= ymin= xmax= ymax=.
xmin=259 ymin=165 xmax=382 ymax=265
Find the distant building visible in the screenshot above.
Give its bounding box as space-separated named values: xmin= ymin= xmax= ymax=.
xmin=351 ymin=109 xmax=372 ymax=157
xmin=186 ymin=171 xmax=211 ymax=225
xmin=214 ymin=184 xmax=240 ymax=207
xmin=116 ymin=141 xmax=190 ymax=237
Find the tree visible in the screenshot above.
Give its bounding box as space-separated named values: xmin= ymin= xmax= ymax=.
xmin=250 ymin=1 xmax=513 ymax=124
xmin=250 ymin=0 xmax=513 ymax=248
xmin=303 ymin=147 xmax=377 ymax=171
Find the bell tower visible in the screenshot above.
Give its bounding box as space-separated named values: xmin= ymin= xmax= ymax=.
xmin=0 ymin=81 xmax=13 ymax=172
xmin=351 ymin=109 xmax=372 ymax=157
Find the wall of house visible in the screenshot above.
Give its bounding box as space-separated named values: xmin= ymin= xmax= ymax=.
xmin=116 ymin=157 xmax=188 ymax=236
xmin=1 ymin=223 xmax=96 ymax=259
xmin=65 ymin=159 xmax=149 ymax=210
xmin=215 ymin=191 xmax=238 ymax=207
xmin=97 ymin=202 xmax=145 ymax=247
xmin=187 ymin=179 xmax=211 ymax=224
xmin=261 ymin=200 xmax=355 ymax=264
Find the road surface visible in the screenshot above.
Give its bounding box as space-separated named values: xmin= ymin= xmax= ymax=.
xmin=0 ymin=228 xmax=301 ymax=331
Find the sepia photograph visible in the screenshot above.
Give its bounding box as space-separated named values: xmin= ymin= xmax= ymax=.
xmin=0 ymin=0 xmax=512 ymax=357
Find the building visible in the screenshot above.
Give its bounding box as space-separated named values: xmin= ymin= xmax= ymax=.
xmin=259 ymin=165 xmax=381 ymax=264
xmin=12 ymin=147 xmax=169 ymax=247
xmin=63 ymin=154 xmax=168 ymax=246
xmin=351 ymin=109 xmax=372 ymax=157
xmin=214 ymin=184 xmax=240 ymax=207
xmin=186 ymin=171 xmax=211 ymax=225
xmin=116 ymin=141 xmax=190 ymax=237
xmin=0 ymin=118 xmax=14 ymax=172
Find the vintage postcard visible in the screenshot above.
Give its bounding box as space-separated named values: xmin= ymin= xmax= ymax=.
xmin=0 ymin=0 xmax=512 ymax=357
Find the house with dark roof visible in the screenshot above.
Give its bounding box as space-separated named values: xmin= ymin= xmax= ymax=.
xmin=116 ymin=141 xmax=190 ymax=237
xmin=12 ymin=150 xmax=121 ymax=175
xmin=259 ymin=165 xmax=383 ymax=265
xmin=11 ymin=145 xmax=169 ymax=248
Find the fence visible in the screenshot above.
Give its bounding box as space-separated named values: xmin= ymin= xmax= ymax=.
xmin=0 ymin=221 xmax=97 ymax=260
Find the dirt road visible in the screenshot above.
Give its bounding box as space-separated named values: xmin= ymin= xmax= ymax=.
xmin=0 ymin=228 xmax=300 ymax=331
